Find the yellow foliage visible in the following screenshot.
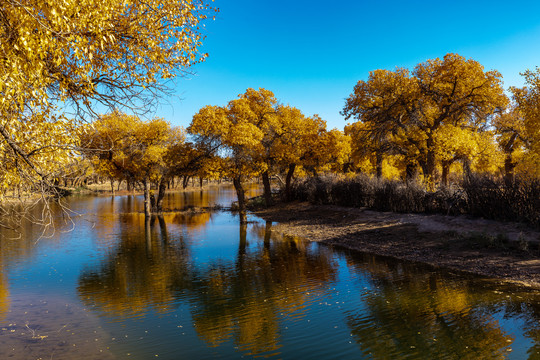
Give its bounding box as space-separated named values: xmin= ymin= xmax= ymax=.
xmin=343 ymin=53 xmax=509 ymax=183
xmin=510 ymin=70 xmax=540 ymax=177
xmin=0 ymin=0 xmax=215 ymax=195
xmin=189 ymin=89 xmax=277 ymax=180
xmin=81 ymin=111 xmax=174 ymax=182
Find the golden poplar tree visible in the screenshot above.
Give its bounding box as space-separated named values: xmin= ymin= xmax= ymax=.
xmin=510 ymin=69 xmax=540 ymax=178
xmin=0 ymin=0 xmax=216 ymax=226
xmin=343 ymin=54 xmax=508 ymax=185
xmin=81 ymin=111 xmax=177 ymax=216
xmin=189 ymin=99 xmax=266 ymax=224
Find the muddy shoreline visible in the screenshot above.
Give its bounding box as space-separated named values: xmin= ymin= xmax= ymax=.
xmin=252 ymin=201 xmax=540 ymax=289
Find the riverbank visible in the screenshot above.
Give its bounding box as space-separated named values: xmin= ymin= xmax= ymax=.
xmin=253 ymin=201 xmax=540 ymax=289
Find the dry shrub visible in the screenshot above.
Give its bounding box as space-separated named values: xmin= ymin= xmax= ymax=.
xmin=288 ymin=174 xmax=538 ymax=228
xmin=463 ymin=175 xmax=540 ymax=228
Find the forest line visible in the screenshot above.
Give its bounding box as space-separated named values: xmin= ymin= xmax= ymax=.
xmin=42 ymin=53 xmax=540 ymax=227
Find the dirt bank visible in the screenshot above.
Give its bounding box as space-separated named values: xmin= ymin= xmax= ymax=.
xmin=253 ymin=201 xmax=540 ymax=289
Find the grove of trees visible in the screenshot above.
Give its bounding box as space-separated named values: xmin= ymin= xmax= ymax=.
xmin=342 ymin=54 xmax=538 ymax=186
xmin=1 ymin=42 xmax=539 ymax=228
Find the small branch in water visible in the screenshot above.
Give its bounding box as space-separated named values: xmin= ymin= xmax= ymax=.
xmin=25 ymin=322 xmax=48 ymax=340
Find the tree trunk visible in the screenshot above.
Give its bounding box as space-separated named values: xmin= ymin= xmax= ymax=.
xmin=183 ymin=176 xmax=190 ymax=189
xmin=154 ymin=177 xmax=167 ymax=213
xmin=143 ymin=177 xmax=151 ymax=218
xmin=375 ymin=152 xmax=383 ymax=179
xmin=262 ymin=170 xmax=273 ymax=207
xmin=504 ymin=153 xmax=515 ymax=187
xmin=237 ymin=223 xmax=248 ymax=270
xmin=157 ymin=215 xmax=168 ymax=245
xmin=441 ymin=160 xmax=450 ymax=187
xmin=233 ymin=176 xmax=247 ymax=224
xmin=199 ymin=177 xmax=203 ymax=188
xmin=462 ymin=158 xmax=472 ymax=181
xmin=110 ymin=177 xmax=115 ymax=195
xmin=424 ymin=136 xmax=436 ymax=185
xmin=145 ymin=215 xmax=152 ymax=252
xmin=263 ymin=220 xmax=272 ymax=249
xmin=285 ymin=163 xmax=296 ymax=202
xmin=405 ymin=163 xmax=416 ymax=183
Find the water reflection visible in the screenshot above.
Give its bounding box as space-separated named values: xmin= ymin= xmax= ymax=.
xmin=4 ymin=186 xmax=540 ymax=358
xmin=78 ymin=214 xmax=191 ymax=317
xmin=77 ymin=213 xmax=338 ymax=357
xmin=342 ymin=252 xmax=538 ymax=359
xmin=190 ymin=223 xmax=337 ymax=356
xmin=0 ymin=272 xmax=9 ymax=321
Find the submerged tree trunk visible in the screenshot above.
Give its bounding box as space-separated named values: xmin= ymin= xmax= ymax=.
xmin=263 ymin=220 xmax=272 ymax=249
xmin=285 ymin=163 xmax=296 ymax=202
xmin=143 ymin=177 xmax=151 ymax=218
xmin=262 ymin=170 xmax=273 ymax=207
xmin=145 ymin=215 xmax=152 ymax=252
xmin=153 ymin=177 xmax=167 ymax=213
xmin=237 ymin=222 xmax=248 ymax=271
xmin=110 ymin=177 xmax=115 ymax=195
xmin=157 ymin=215 xmax=168 ymax=245
xmin=233 ymin=176 xmax=247 ymax=224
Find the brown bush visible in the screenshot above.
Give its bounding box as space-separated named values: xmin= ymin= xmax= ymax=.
xmin=287 ymin=174 xmax=539 ymax=229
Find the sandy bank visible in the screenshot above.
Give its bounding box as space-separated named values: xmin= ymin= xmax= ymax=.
xmin=253 ymin=201 xmax=540 ymax=289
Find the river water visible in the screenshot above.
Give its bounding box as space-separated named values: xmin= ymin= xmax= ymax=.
xmin=1 ymin=185 xmax=540 ymax=359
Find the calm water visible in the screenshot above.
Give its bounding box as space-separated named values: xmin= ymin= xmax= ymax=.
xmin=2 ymin=185 xmax=540 ymax=359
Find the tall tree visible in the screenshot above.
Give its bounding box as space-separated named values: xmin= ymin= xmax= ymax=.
xmin=413 ymin=53 xmax=507 ymax=181
xmin=81 ymin=111 xmax=176 ymax=217
xmin=492 ymin=108 xmax=527 ymax=184
xmin=233 ymin=89 xmax=278 ymax=207
xmin=189 ymin=100 xmax=266 ymax=224
xmin=342 ymin=68 xmax=420 ymax=180
xmin=343 ymin=54 xmax=508 ymax=185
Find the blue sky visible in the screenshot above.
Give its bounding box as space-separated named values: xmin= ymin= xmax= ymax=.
xmin=157 ymin=0 xmax=540 ymax=130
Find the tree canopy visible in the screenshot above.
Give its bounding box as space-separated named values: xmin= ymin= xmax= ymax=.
xmin=343 ymin=53 xmax=508 ymax=184
xmin=0 ymin=0 xmax=216 ymax=201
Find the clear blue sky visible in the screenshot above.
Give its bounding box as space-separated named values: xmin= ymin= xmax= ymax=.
xmin=156 ymin=0 xmax=540 ymax=130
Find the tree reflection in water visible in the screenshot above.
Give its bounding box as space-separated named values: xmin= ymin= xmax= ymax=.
xmin=78 ymin=213 xmax=338 ymax=357
xmin=190 ymin=221 xmax=337 ymax=356
xmin=342 ymin=253 xmax=520 ymax=359
xmin=73 ymin=203 xmax=540 ymax=359
xmin=78 ymin=214 xmax=191 ymax=317
xmin=0 ymin=271 xmax=9 ymax=321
